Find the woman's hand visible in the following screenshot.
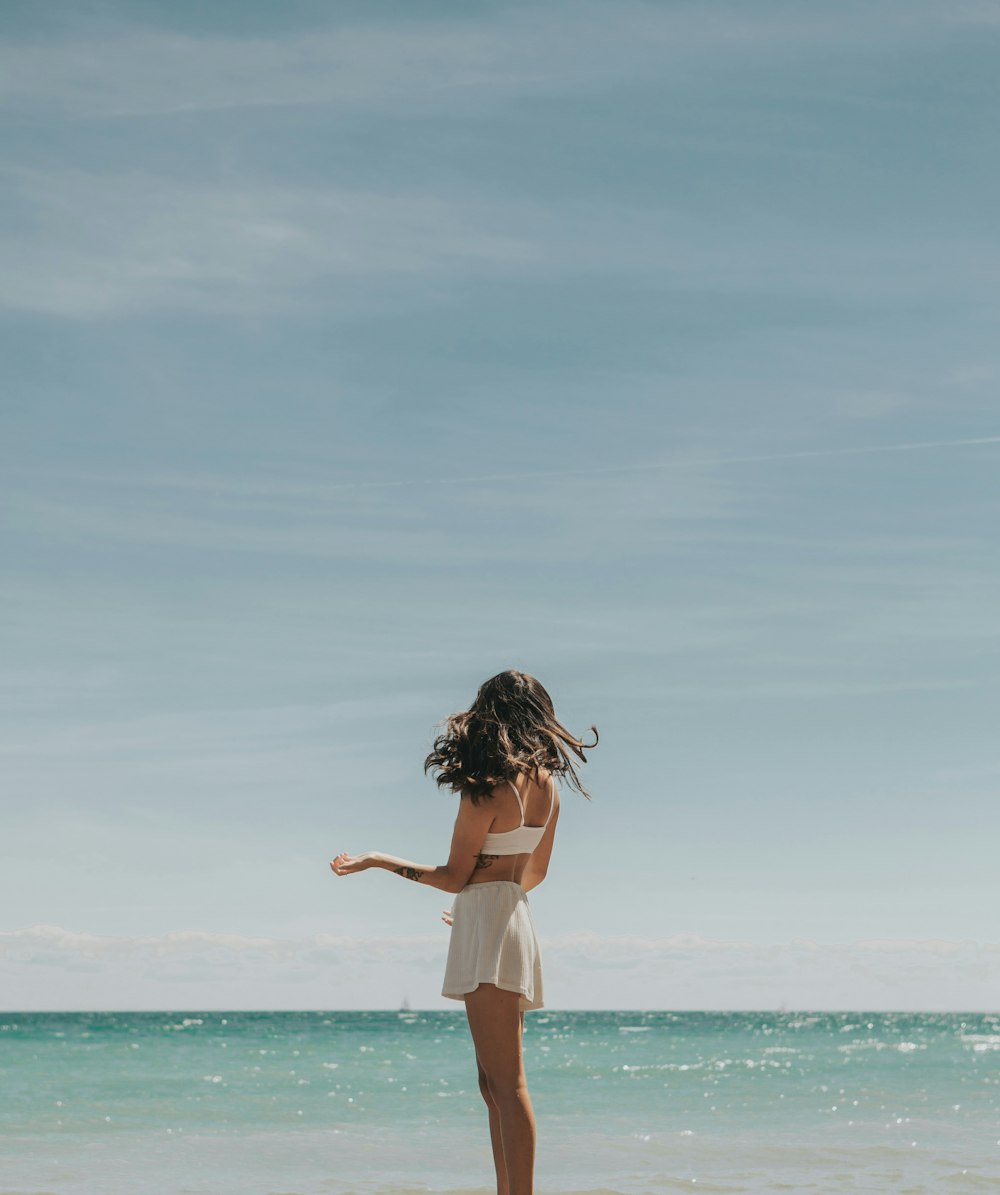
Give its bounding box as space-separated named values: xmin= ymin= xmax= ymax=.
xmin=441 ymin=908 xmax=454 ymax=927
xmin=330 ymin=851 xmax=380 ymax=877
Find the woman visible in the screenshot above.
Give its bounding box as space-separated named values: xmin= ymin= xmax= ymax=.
xmin=330 ymin=669 xmax=596 ymax=1195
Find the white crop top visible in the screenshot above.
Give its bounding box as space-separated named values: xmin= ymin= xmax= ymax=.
xmin=480 ymin=777 xmax=556 ymax=855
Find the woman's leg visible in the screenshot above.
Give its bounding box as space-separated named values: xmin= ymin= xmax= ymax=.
xmin=465 ymin=984 xmax=535 ymax=1195
xmin=476 ymin=1053 xmax=509 ymax=1195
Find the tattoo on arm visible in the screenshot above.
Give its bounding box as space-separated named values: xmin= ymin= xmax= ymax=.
xmin=474 ymin=854 xmax=499 ymax=870
xmin=394 ymin=866 xmax=424 ymax=882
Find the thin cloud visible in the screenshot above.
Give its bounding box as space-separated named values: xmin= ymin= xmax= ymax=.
xmin=0 ymin=3 xmax=953 ymax=120
xmin=125 ymin=433 xmax=1000 ymax=494
xmin=4 ymin=925 xmax=997 ymax=1011
xmin=0 ymin=924 xmax=441 ymax=962
xmin=6 ymin=434 xmax=997 ymax=578
xmin=6 ymin=924 xmax=996 ymax=961
xmin=0 ymin=166 xmax=536 ymax=319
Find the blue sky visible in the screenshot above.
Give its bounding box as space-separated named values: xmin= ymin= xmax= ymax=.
xmin=2 ymin=0 xmax=999 ymax=1009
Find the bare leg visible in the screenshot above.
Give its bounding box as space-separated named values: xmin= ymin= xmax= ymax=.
xmin=465 ymin=985 xmax=535 ymax=1195
xmin=476 ymin=1054 xmax=509 ymax=1195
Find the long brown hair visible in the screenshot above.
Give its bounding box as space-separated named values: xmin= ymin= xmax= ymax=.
xmin=424 ymin=670 xmax=597 ymax=803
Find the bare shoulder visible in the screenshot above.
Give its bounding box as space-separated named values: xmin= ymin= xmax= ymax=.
xmin=532 ymin=765 xmax=559 ymax=795
xmin=524 ymin=767 xmax=560 ymax=821
xmin=458 ymin=789 xmax=497 ymax=818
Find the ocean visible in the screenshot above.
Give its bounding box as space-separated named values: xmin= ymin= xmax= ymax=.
xmin=1 ymin=1010 xmax=997 ymax=1193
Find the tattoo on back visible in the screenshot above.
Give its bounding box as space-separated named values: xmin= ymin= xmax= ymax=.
xmin=475 ymin=853 xmax=499 ymax=870
xmin=394 ymin=866 xmax=424 ymax=882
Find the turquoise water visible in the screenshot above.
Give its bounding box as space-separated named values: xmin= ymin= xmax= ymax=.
xmin=2 ymin=1010 xmax=998 ymax=1193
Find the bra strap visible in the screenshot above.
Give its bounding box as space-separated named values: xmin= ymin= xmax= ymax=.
xmin=508 ymin=781 xmax=526 ymax=826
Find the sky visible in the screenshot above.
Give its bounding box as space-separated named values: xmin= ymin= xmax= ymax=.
xmin=2 ymin=0 xmax=999 ymax=1011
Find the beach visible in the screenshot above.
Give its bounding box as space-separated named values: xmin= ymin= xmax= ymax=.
xmin=2 ymin=1009 xmax=998 ymax=1193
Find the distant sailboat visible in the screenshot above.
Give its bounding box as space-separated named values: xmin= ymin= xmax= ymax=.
xmin=398 ymin=996 xmax=417 ymax=1021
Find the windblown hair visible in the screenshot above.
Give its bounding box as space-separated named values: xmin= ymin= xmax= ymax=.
xmin=425 ymin=670 xmax=598 ymax=804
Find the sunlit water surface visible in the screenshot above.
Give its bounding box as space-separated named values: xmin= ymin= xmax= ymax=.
xmin=2 ymin=1010 xmax=998 ymax=1193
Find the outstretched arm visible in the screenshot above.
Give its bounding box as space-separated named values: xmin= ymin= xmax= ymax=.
xmin=331 ymin=794 xmax=493 ymax=895
xmin=330 ymin=850 xmax=459 ymax=891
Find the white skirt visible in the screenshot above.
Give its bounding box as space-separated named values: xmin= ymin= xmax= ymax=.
xmin=442 ymin=881 xmax=544 ymax=1012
